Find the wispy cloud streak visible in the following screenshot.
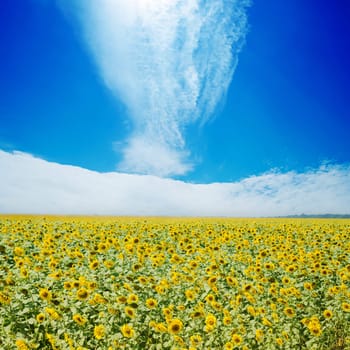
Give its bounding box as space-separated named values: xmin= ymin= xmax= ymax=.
xmin=1 ymin=150 xmax=349 ymax=216
xmin=62 ymin=0 xmax=250 ymax=176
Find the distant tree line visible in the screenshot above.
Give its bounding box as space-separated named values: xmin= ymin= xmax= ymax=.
xmin=277 ymin=214 xmax=350 ymax=218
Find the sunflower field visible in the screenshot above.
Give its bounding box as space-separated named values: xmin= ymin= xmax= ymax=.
xmin=0 ymin=216 xmax=349 ymax=349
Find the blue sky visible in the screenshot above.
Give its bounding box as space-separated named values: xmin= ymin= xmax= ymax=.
xmin=0 ymin=0 xmax=349 ymax=215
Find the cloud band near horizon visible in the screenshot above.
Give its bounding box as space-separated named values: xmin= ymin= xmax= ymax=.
xmin=1 ymin=150 xmax=349 ymax=216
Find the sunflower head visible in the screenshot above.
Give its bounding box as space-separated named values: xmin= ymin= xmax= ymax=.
xmin=120 ymin=324 xmax=135 ymax=338
xmin=94 ymin=325 xmax=105 ymax=340
xmin=168 ymin=318 xmax=183 ymax=334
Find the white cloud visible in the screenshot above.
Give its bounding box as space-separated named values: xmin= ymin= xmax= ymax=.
xmin=1 ymin=150 xmax=349 ymax=216
xmin=60 ymin=0 xmax=250 ymax=176
xmin=117 ymin=136 xmax=192 ymax=177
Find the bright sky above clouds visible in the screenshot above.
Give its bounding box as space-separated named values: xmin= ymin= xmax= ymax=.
xmin=0 ymin=0 xmax=349 ymax=215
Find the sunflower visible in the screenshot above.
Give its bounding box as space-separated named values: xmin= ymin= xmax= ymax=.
xmin=98 ymin=242 xmax=108 ymax=252
xmin=77 ymin=288 xmax=89 ymax=300
xmin=226 ymin=276 xmax=238 ymax=286
xmin=205 ymin=294 xmax=215 ymax=303
xmin=205 ymin=313 xmax=217 ymax=330
xmin=224 ymin=342 xmax=234 ymax=350
xmin=132 ymin=263 xmax=141 ymax=272
xmin=117 ymin=296 xmax=127 ymax=304
xmin=232 ymin=334 xmax=243 ymax=346
xmin=138 ymin=276 xmax=148 ymax=284
xmin=259 ymin=250 xmax=268 ymax=258
xmin=89 ymin=260 xmax=99 ymax=270
xmin=127 ymin=293 xmax=139 ymax=304
xmin=39 ymin=288 xmax=52 ymax=301
xmin=125 ymin=306 xmax=136 ymax=318
xmin=120 ymin=324 xmax=135 ymax=338
xmin=282 ymin=276 xmax=291 ymax=285
xmin=262 ymin=317 xmax=272 ymax=327
xmin=342 ymin=303 xmax=350 ymax=313
xmin=20 ymin=268 xmax=29 ymax=278
xmin=173 ymin=335 xmax=185 ymax=346
xmin=46 ymin=334 xmax=56 ymax=348
xmin=162 ymin=307 xmax=173 ymax=318
xmin=63 ymin=281 xmax=73 ymax=290
xmin=286 ymin=264 xmax=297 ymax=273
xmin=167 ymin=319 xmax=183 ymax=334
xmin=155 ymin=285 xmax=165 ymax=294
xmin=146 ymin=298 xmax=157 ymax=309
xmin=45 ymin=307 xmax=60 ymax=320
xmin=149 ymin=320 xmax=157 ymax=329
xmin=72 ymin=280 xmax=80 ymax=289
xmin=223 ymin=315 xmax=232 ymax=325
xmin=15 ymin=339 xmax=28 ymax=350
xmin=14 ymin=247 xmax=24 ymax=256
xmin=265 ymin=262 xmax=275 ymax=270
xmin=190 ymin=334 xmax=202 ymax=346
xmin=284 ymin=307 xmax=295 ymax=318
xmin=155 ymin=323 xmax=168 ymax=333
xmin=211 ymin=301 xmax=223 ymax=311
xmin=104 ymin=260 xmax=114 ymax=268
xmin=94 ymin=325 xmax=105 ymax=340
xmin=308 ymin=323 xmax=322 ymax=336
xmin=275 ymin=338 xmax=283 ymax=346
xmin=48 ymin=271 xmax=62 ymax=280
xmin=255 ymin=329 xmax=264 ymax=342
xmin=191 ymin=309 xmax=204 ymax=319
xmin=73 ymin=314 xmax=87 ymax=326
xmin=208 ymin=276 xmax=218 ymax=285
xmin=323 ymin=309 xmax=333 ymax=318
xmin=36 ymin=313 xmax=45 ymax=323
xmin=247 ymin=305 xmax=256 ymax=317
xmin=185 ymin=289 xmax=196 ymax=301
xmin=189 ymin=260 xmax=199 ymax=269
xmin=243 ymin=283 xmax=253 ymax=292
xmin=88 ymin=281 xmax=97 ymax=290
xmin=92 ymin=293 xmax=107 ymax=304
xmin=177 ymin=304 xmax=186 ymax=311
